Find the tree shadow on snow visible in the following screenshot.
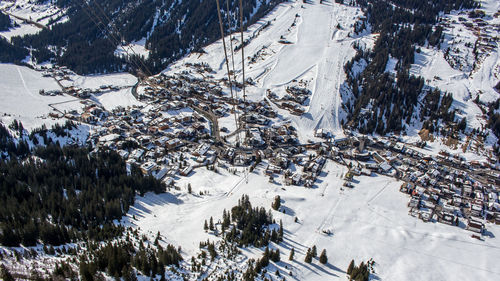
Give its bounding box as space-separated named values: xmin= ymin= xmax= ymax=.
xmin=281 ymin=235 xmax=307 ymax=251
xmin=279 ymin=205 xmax=296 ymax=216
xmin=294 ymin=260 xmax=340 ymax=277
xmin=483 ymin=229 xmax=495 ymax=238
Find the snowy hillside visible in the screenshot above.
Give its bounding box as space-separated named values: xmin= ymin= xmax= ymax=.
xmin=0 ymin=0 xmax=68 ymax=41
xmin=410 ymin=0 xmax=500 ymax=130
xmin=129 ymin=161 xmax=500 ymax=281
xmin=165 ymin=1 xmax=373 ymax=142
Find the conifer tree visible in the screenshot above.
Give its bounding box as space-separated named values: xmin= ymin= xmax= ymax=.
xmin=347 ymin=259 xmax=355 ymax=275
xmin=278 ymin=219 xmax=284 ymax=241
xmin=272 ymin=195 xmax=281 ymax=210
xmin=209 ymin=217 xmax=214 ymax=231
xmin=289 ymin=248 xmax=295 ymax=261
xmin=304 ymin=248 xmax=312 ymax=263
xmin=204 ymin=220 xmax=208 ymax=231
xmin=319 ymin=249 xmax=327 ymax=264
xmin=311 ymin=245 xmax=317 ymax=258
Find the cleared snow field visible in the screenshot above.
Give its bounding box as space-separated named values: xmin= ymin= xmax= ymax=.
xmin=59 ymin=72 xmax=143 ymax=111
xmin=0 ymin=63 xmax=81 ymax=130
xmin=128 ymin=161 xmax=500 ymax=281
xmin=115 ymin=38 xmax=151 ymax=59
xmin=91 ymin=88 xmax=144 ymax=111
xmin=0 ymin=20 xmax=41 ymax=41
xmin=61 ymin=72 xmax=138 ymax=89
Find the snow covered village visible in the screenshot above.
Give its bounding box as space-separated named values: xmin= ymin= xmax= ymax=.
xmin=0 ymin=0 xmax=500 ymax=280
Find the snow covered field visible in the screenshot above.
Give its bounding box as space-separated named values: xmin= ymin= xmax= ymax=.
xmin=115 ymin=38 xmax=151 ymax=59
xmin=91 ymin=88 xmax=144 ymax=111
xmin=0 ymin=63 xmax=142 ymax=129
xmin=0 ymin=63 xmax=80 ymax=130
xmin=60 ymin=72 xmax=138 ymax=90
xmin=60 ymin=72 xmax=143 ymax=110
xmin=128 ymin=160 xmax=500 ymax=281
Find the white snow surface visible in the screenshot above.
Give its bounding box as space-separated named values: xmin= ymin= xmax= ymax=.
xmin=128 ymin=161 xmax=500 ymax=281
xmin=92 ymin=88 xmax=144 ymax=111
xmin=62 ymin=72 xmax=138 ymax=90
xmin=115 ymin=38 xmax=151 ymax=59
xmin=0 ymin=20 xmax=41 ymax=41
xmin=0 ymin=63 xmax=80 ymax=130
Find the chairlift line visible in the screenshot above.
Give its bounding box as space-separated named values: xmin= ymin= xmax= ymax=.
xmin=215 ymin=0 xmax=240 ymax=143
xmin=79 ymin=0 xmax=145 ymax=75
xmin=80 ymin=0 xmax=153 ymax=77
xmin=92 ymin=0 xmax=154 ymax=77
xmin=239 ymin=0 xmax=248 ymax=135
xmin=226 ymin=0 xmax=237 ymax=76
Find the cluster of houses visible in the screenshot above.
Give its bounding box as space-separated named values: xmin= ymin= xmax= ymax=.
xmin=63 ymin=84 xmax=122 ymax=99
xmin=266 ymin=85 xmax=311 ymax=115
xmin=309 ymin=133 xmax=499 ymax=235
xmin=86 ymin=100 xmax=213 ymax=183
xmin=40 ymin=61 xmax=499 ymax=237
xmin=368 ymin=137 xmax=499 ymax=235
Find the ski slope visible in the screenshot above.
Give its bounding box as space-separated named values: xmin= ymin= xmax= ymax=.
xmin=165 ymin=1 xmax=367 ymax=141
xmin=129 ymin=160 xmax=500 ymax=281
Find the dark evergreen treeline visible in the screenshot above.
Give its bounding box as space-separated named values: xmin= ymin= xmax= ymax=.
xmin=0 ymin=122 xmax=31 ymax=159
xmin=346 ymin=259 xmax=375 ymax=281
xmin=487 ymin=98 xmax=500 ymax=154
xmin=222 ymin=195 xmax=283 ymax=248
xmin=9 ymin=0 xmax=283 ymax=75
xmin=0 ymin=141 xmax=165 ymax=247
xmin=0 ymin=11 xmax=12 ymax=31
xmin=0 ymin=37 xmax=28 ymax=63
xmin=344 ymin=0 xmax=478 ymax=134
xmin=79 ymin=239 xmax=182 ymax=280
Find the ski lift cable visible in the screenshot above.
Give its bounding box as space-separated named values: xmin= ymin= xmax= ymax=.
xmin=239 ymin=0 xmax=247 ymax=132
xmin=226 ymin=0 xmax=237 ymax=75
xmin=78 ymin=1 xmax=145 ymax=74
xmin=91 ymin=1 xmax=154 ymax=76
xmin=91 ymin=0 xmax=154 ymax=77
xmin=215 ymin=0 xmax=240 ymax=142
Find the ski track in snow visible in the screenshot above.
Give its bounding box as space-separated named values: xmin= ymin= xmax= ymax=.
xmin=16 ymin=65 xmax=39 ymax=100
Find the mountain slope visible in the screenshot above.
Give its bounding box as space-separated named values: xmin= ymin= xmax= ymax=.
xmin=2 ymin=0 xmax=283 ymax=74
